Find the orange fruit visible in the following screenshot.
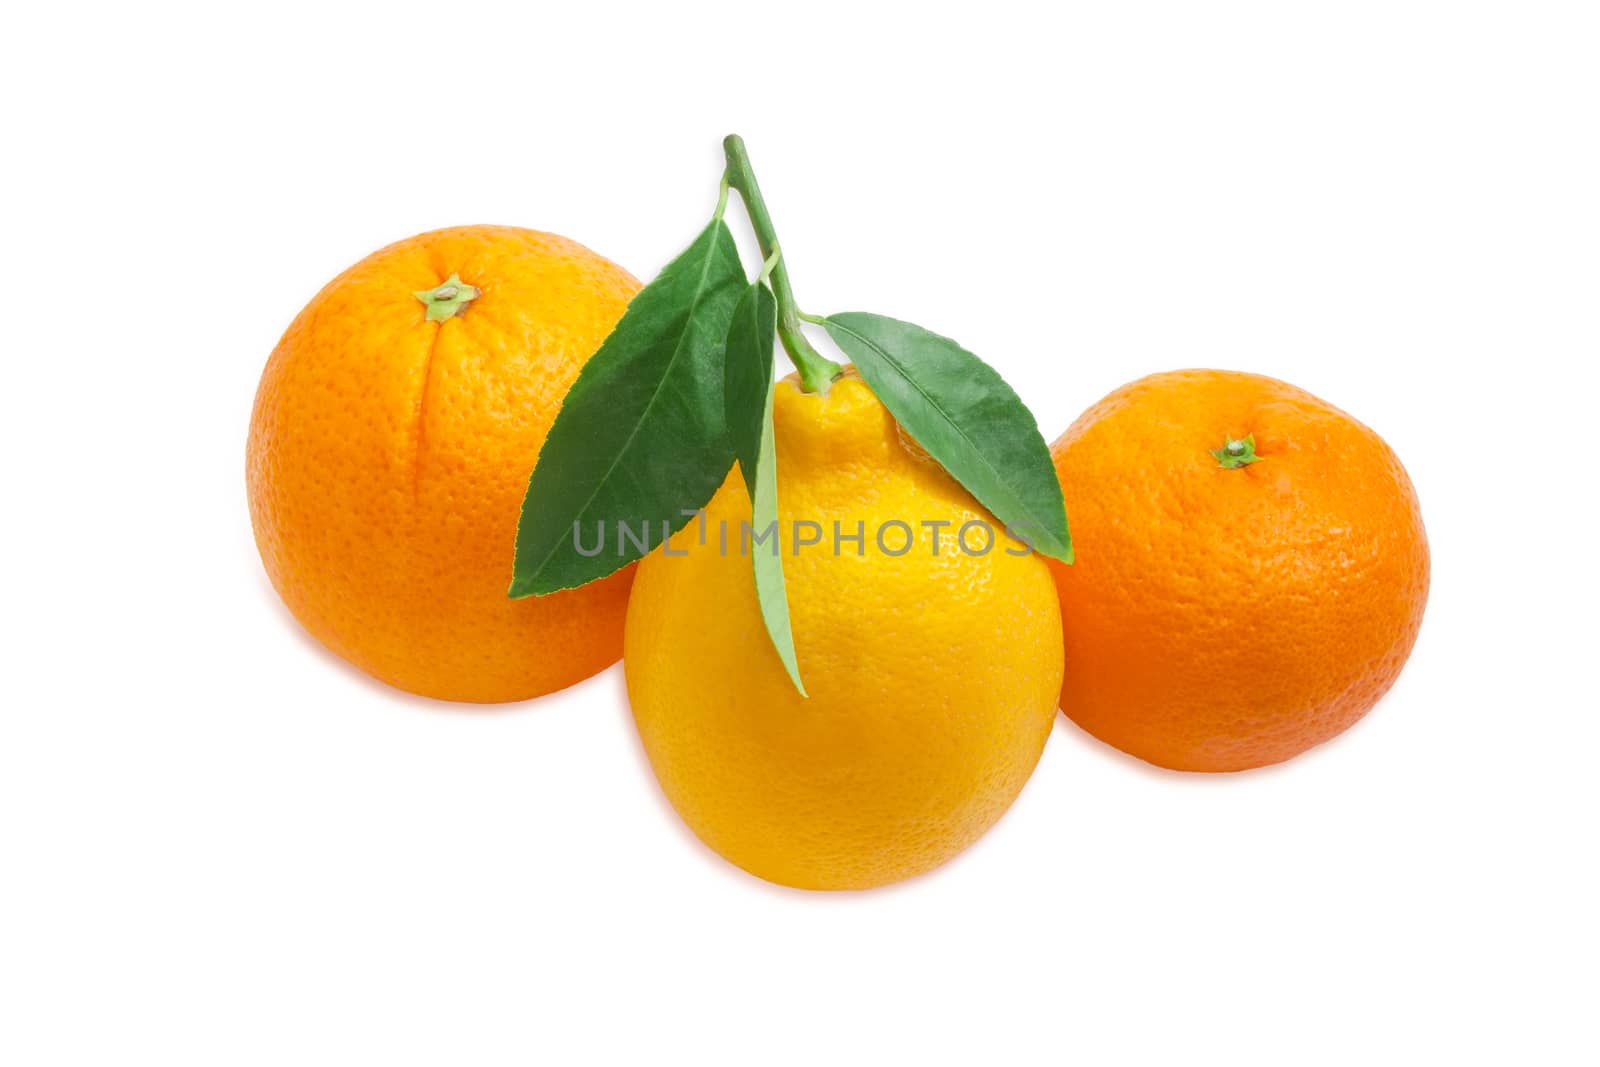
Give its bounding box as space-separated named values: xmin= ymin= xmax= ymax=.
xmin=1049 ymin=369 xmax=1429 ymax=771
xmin=248 ymin=226 xmax=639 ymax=702
xmin=625 ymin=372 xmax=1063 ymax=890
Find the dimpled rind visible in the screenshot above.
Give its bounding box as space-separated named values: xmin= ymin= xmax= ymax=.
xmin=1049 ymin=369 xmax=1430 ymax=772
xmin=247 ymin=226 xmax=640 ymax=702
xmin=624 ymin=373 xmax=1065 ymax=890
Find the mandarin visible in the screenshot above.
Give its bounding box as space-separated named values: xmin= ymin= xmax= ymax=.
xmin=1049 ymin=369 xmax=1429 ymax=771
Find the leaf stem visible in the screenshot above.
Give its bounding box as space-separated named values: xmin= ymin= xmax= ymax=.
xmin=758 ymin=245 xmax=782 ymax=284
xmin=722 ymin=134 xmax=842 ymax=394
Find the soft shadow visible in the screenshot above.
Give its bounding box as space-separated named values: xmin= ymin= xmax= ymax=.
xmin=252 ymin=571 xmax=574 ymax=716
xmin=1055 ymin=696 xmax=1383 ymax=782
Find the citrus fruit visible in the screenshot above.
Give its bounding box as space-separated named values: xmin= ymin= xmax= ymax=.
xmin=624 ymin=371 xmax=1064 ymax=890
xmin=1049 ymin=369 xmax=1429 ymax=771
xmin=247 ymin=225 xmax=639 ymax=702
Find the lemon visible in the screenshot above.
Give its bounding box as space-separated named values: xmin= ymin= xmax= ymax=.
xmin=624 ymin=371 xmax=1063 ymax=890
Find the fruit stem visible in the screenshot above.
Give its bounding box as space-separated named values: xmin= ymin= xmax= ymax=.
xmin=722 ymin=134 xmax=843 ymax=394
xmin=414 ymin=273 xmax=480 ymax=322
xmin=1211 ymin=434 xmax=1263 ymax=469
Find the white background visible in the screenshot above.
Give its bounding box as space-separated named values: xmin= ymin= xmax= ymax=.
xmin=4 ymin=2 xmax=1597 ymax=1063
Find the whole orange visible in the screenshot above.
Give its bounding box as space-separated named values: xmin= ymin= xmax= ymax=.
xmin=248 ymin=226 xmax=639 ymax=702
xmin=1049 ymin=370 xmax=1429 ymax=771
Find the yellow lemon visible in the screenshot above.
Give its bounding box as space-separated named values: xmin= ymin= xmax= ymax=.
xmin=624 ymin=371 xmax=1063 ymax=890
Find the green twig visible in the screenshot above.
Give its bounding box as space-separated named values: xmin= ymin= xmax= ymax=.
xmin=722 ymin=134 xmax=842 ymax=393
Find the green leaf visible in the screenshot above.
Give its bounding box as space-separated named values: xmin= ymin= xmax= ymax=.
xmin=510 ymin=219 xmax=746 ymax=597
xmin=822 ymin=312 xmax=1072 ymax=563
xmin=723 ymin=281 xmax=777 ymax=499
xmin=749 ymin=381 xmax=806 ymax=696
xmin=723 ymin=279 xmax=802 ymax=693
